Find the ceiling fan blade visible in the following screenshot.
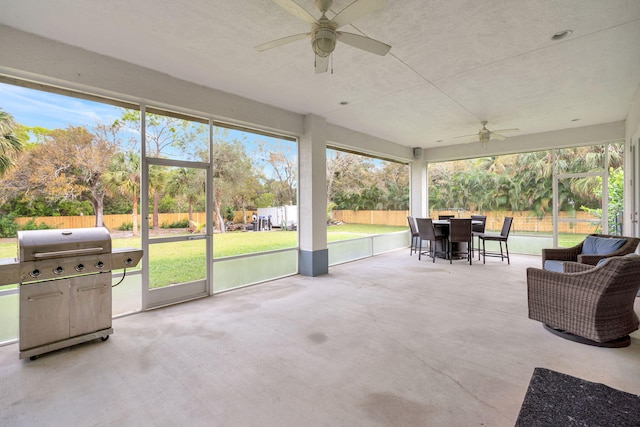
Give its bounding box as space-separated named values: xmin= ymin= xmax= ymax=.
xmin=493 ymin=128 xmax=520 ymax=133
xmin=315 ymin=55 xmax=329 ymax=74
xmin=337 ymin=32 xmax=391 ymax=56
xmin=255 ymin=32 xmax=310 ymax=52
xmin=272 ymin=0 xmax=317 ymax=24
xmin=332 ymin=0 xmax=387 ymax=28
xmin=454 ymin=133 xmax=478 ymax=139
xmin=492 ymin=133 xmax=507 ymax=141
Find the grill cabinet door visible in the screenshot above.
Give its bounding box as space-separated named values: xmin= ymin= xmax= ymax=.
xmin=69 ymin=273 xmax=112 ymax=337
xmin=19 ymin=279 xmax=70 ymax=351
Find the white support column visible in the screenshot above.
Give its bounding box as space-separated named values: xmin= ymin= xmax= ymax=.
xmin=410 ymin=158 xmax=428 ymax=218
xmin=624 ymin=86 xmax=640 ymax=237
xmin=298 ymin=114 xmax=328 ymax=276
xmin=634 ymin=139 xmax=640 ymax=237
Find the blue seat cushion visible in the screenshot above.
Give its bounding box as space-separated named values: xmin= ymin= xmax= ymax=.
xmin=597 ymin=253 xmax=639 ymax=267
xmin=581 ymin=235 xmax=626 ymax=255
xmin=544 ymin=260 xmax=566 ymax=272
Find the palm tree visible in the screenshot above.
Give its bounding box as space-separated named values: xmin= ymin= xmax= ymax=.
xmin=167 ymin=167 xmax=205 ymax=224
xmin=148 ymin=165 xmax=168 ymax=231
xmin=103 ymin=151 xmax=141 ymax=236
xmin=0 ymin=109 xmax=24 ymax=175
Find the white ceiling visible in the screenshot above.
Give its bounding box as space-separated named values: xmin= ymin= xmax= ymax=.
xmin=1 ymin=0 xmax=640 ymax=149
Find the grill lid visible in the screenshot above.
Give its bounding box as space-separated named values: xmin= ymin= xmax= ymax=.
xmin=18 ymin=227 xmax=112 ymax=262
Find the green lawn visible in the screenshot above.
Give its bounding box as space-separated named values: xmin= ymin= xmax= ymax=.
xmin=509 ymin=231 xmax=586 ymax=248
xmin=558 ymin=234 xmax=587 ymax=247
xmin=0 ymin=224 xmax=406 ymax=289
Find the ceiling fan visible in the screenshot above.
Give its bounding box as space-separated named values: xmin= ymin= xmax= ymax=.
xmin=454 ymin=121 xmax=520 ymax=144
xmin=255 ymin=0 xmax=391 ymax=73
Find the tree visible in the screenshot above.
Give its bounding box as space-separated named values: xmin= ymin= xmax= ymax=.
xmin=0 ymin=126 xmax=116 ymax=226
xmin=427 ymin=144 xmax=621 ymax=217
xmin=326 ymin=150 xmax=373 ymax=208
xmin=212 ymin=139 xmax=256 ymax=232
xmin=102 ymin=150 xmax=141 ymax=236
xmin=326 ymin=149 xmax=410 ymax=211
xmin=581 ymin=167 xmax=624 ymax=234
xmin=115 ymin=110 xmax=207 ymax=159
xmin=0 ymin=109 xmax=24 ymax=176
xmin=255 ymin=192 xmax=275 ymax=208
xmin=116 ymin=110 xmax=207 ymax=229
xmin=230 ymin=172 xmax=261 ymax=224
xmin=166 ymin=167 xmax=205 ymax=224
xmin=148 ymin=165 xmax=168 ymax=230
xmin=378 ymin=162 xmax=409 ymax=210
xmin=258 ymin=140 xmax=297 ymax=205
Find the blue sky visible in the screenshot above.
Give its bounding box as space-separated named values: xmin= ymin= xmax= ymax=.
xmin=0 ymin=82 xmax=123 ymax=130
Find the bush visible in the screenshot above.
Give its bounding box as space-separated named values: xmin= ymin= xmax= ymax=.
xmin=20 ymin=218 xmax=54 ymax=231
xmin=161 ymin=218 xmax=190 ymax=229
xmin=118 ymin=222 xmax=133 ymax=231
xmin=0 ymin=214 xmax=19 ymax=238
xmin=223 ymin=206 xmax=234 ymax=222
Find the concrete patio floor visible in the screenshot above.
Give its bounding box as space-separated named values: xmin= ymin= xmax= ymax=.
xmin=1 ymin=249 xmax=639 ymax=426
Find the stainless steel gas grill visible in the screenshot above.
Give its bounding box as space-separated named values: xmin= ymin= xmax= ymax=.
xmin=0 ymin=227 xmax=143 ymax=360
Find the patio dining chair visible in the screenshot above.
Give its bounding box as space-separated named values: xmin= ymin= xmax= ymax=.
xmin=415 ymin=218 xmax=447 ymax=262
xmin=407 ymin=216 xmax=419 ymax=256
xmin=479 ymin=217 xmax=513 ymax=264
xmin=438 ymin=215 xmax=455 ymax=220
xmin=447 ymin=218 xmax=473 ymax=265
xmin=470 ymin=215 xmax=487 ymax=260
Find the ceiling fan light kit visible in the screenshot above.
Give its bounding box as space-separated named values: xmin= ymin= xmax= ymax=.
xmin=454 ymin=120 xmax=520 ymax=144
xmin=256 ymin=0 xmax=391 ymax=73
xmin=312 ymin=25 xmax=336 ymax=57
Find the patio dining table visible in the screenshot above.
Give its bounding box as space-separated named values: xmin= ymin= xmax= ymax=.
xmin=432 ymin=219 xmax=484 ymax=227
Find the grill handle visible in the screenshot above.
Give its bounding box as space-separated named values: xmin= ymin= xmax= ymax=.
xmin=77 ymin=284 xmax=108 ymax=292
xmin=27 ymin=292 xmax=64 ymax=301
xmin=33 ymin=247 xmax=104 ymax=259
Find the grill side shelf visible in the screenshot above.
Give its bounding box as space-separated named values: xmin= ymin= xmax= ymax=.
xmin=111 ymin=248 xmax=143 ymax=269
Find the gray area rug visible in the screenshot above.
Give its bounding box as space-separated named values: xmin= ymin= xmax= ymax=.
xmin=515 ymin=367 xmax=640 ymax=426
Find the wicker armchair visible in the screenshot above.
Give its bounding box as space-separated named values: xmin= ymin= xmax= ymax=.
xmin=527 ymin=255 xmax=640 ymax=347
xmin=541 ymin=234 xmax=640 ymax=269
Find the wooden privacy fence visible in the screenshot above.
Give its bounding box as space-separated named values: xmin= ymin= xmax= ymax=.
xmin=14 ymin=210 xmax=602 ymax=235
xmin=332 ymin=210 xmax=411 ymax=227
xmin=14 ymin=212 xmax=208 ymax=230
xmin=331 ymin=210 xmax=602 ymax=234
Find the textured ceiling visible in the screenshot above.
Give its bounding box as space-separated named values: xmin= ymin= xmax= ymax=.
xmin=1 ymin=0 xmax=640 ymax=148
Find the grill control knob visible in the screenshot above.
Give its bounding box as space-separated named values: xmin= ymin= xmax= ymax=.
xmin=75 ymin=264 xmax=85 ymax=272
xmin=54 ymin=266 xmax=64 ymax=275
xmin=30 ymin=269 xmax=41 ymax=278
xmin=124 ymin=257 xmax=133 ymax=266
xmin=95 ymin=261 xmax=104 ymax=269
